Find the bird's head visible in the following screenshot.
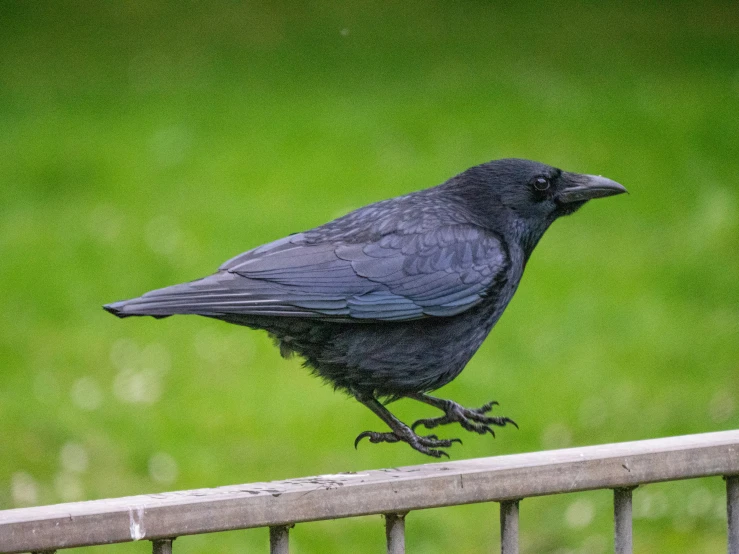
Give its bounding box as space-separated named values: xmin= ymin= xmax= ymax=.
xmin=458 ymin=157 xmax=624 ymax=222
xmin=453 ymin=158 xmax=627 ymax=254
xmin=476 ymin=158 xmax=626 ymax=220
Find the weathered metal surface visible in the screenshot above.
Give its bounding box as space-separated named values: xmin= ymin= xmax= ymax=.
xmin=269 ymin=525 xmax=290 ymax=554
xmin=1 ymin=430 xmax=738 ymax=553
xmin=499 ymin=500 xmax=519 ymax=554
xmin=384 ymin=513 xmax=405 ymax=554
xmin=151 ymin=538 xmax=173 ymax=554
xmin=729 ymin=475 xmax=738 ymax=554
xmin=613 ymin=487 xmax=635 ymax=554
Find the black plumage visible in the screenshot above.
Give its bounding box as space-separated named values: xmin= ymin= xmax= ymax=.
xmin=105 ymin=158 xmax=626 ymax=456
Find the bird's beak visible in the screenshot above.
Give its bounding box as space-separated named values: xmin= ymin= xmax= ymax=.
xmin=557 ymin=173 xmax=628 ymax=203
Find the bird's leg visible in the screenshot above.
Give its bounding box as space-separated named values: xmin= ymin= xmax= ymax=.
xmin=353 ymin=393 xmax=461 ymax=458
xmin=409 ymin=393 xmax=518 ymax=437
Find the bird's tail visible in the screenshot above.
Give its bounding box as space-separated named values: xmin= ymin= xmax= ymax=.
xmin=103 ymin=272 xmax=316 ymax=320
xmin=103 ymin=298 xmax=172 ymax=319
xmin=103 ymin=274 xmax=232 ymax=319
xmin=104 ymin=284 xmax=191 ymax=319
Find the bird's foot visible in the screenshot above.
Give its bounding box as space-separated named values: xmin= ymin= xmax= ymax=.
xmin=411 ymin=399 xmax=517 ymax=437
xmin=354 ymin=427 xmax=461 ymax=458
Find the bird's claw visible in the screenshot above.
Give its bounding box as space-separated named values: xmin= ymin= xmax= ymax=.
xmin=354 ymin=430 xmax=401 ymax=447
xmin=354 ymin=428 xmax=460 ymax=458
xmin=411 ymin=400 xmax=517 ymax=437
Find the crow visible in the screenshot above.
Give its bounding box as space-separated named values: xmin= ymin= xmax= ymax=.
xmin=105 ymin=158 xmax=626 ymax=457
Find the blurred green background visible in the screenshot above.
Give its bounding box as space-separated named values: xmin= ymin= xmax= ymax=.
xmin=1 ymin=2 xmax=738 ymax=553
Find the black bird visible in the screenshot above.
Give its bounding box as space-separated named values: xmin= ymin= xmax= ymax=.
xmin=105 ymin=158 xmax=626 ymax=457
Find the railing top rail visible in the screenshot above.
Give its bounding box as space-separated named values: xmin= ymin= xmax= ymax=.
xmin=2 ymin=430 xmax=738 ymax=553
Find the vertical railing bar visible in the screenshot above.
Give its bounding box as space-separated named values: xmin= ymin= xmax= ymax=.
xmin=727 ymin=475 xmax=738 ymax=554
xmin=614 ymin=487 xmax=636 ymax=554
xmin=500 ymin=499 xmax=520 ymax=554
xmin=385 ymin=512 xmax=407 ymax=554
xmin=270 ymin=524 xmax=292 ymax=554
xmin=152 ymin=538 xmax=175 ymax=554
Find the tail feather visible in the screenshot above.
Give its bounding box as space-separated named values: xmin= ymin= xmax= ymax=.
xmin=103 ymin=272 xmax=322 ymax=319
xmin=103 ymin=299 xmax=174 ymax=319
xmin=104 ymin=273 xmax=235 ymax=319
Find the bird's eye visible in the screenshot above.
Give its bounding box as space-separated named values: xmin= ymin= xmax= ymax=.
xmin=533 ymin=177 xmax=550 ymax=191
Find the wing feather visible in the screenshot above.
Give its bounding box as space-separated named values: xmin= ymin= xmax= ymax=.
xmin=116 ymin=225 xmax=508 ymax=322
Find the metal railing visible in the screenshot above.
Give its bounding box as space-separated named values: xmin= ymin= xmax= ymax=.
xmin=1 ymin=430 xmax=738 ymax=554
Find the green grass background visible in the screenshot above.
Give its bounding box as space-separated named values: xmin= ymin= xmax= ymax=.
xmin=1 ymin=2 xmax=738 ymax=552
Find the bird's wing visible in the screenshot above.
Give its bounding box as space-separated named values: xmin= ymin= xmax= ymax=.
xmin=126 ymin=225 xmax=508 ymax=322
